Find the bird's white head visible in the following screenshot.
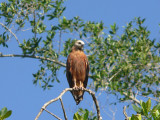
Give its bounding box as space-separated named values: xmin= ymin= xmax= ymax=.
xmin=74 ymin=40 xmax=85 ymax=50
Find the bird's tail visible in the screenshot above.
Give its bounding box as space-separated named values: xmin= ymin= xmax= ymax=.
xmin=72 ymin=90 xmax=84 ymax=105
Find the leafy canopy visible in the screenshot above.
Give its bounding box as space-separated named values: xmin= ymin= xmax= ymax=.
xmin=0 ymin=0 xmax=160 ymax=119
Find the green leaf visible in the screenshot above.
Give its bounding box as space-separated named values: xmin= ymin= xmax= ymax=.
xmin=73 ymin=112 xmax=82 ymax=120
xmin=155 ymin=110 xmax=160 ymax=118
xmin=141 ymin=101 xmax=148 ymax=116
xmin=0 ymin=107 xmax=7 ymax=116
xmin=2 ymin=110 xmax=12 ymax=118
xmin=0 ymin=107 xmax=12 ymax=120
xmin=137 ymin=114 xmax=142 ymax=120
xmin=151 ymin=103 xmax=160 ymax=119
xmin=131 ymin=114 xmax=141 ymax=120
xmin=131 ymin=114 xmax=138 ymax=120
xmin=47 ymin=85 xmax=53 ymax=88
xmin=83 ymin=110 xmax=89 ymax=120
xmin=132 ymin=104 xmax=142 ymax=113
xmin=152 ymin=103 xmax=160 ymax=112
xmin=146 ymin=98 xmax=151 ymax=113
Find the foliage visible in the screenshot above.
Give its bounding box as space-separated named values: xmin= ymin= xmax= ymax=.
xmin=89 ymin=18 xmax=160 ymax=106
xmin=73 ymin=108 xmax=97 ymax=120
xmin=0 ymin=0 xmax=66 ymax=90
xmin=130 ymin=99 xmax=160 ymax=120
xmin=0 ymin=0 xmax=160 ymax=119
xmin=0 ymin=107 xmax=12 ymax=120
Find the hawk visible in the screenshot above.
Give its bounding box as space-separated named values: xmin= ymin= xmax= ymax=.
xmin=66 ymin=40 xmax=89 ymax=105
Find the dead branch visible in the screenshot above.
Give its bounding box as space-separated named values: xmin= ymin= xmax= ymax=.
xmin=123 ymin=106 xmax=129 ymax=120
xmin=59 ymin=98 xmax=67 ymax=120
xmin=43 ymin=108 xmax=62 ymax=120
xmin=35 ymin=88 xmax=102 ymax=120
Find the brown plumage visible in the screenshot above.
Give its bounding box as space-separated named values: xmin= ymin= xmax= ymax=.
xmin=66 ymin=40 xmax=89 ymax=105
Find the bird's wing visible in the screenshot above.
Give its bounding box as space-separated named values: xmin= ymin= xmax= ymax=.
xmin=66 ymin=54 xmax=73 ymax=88
xmin=83 ymin=58 xmax=89 ymax=88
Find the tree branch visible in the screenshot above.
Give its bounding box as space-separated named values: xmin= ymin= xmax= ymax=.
xmin=59 ymin=98 xmax=67 ymax=120
xmin=0 ymin=22 xmax=20 ymax=45
xmin=123 ymin=106 xmax=129 ymax=120
xmin=102 ymin=67 xmax=140 ymax=105
xmin=0 ymin=54 xmax=96 ymax=78
xmin=0 ymin=54 xmax=66 ymax=67
xmin=0 ymin=54 xmax=142 ymax=106
xmin=104 ymin=68 xmax=122 ymax=90
xmin=35 ymin=88 xmax=102 ymax=120
xmin=122 ymin=92 xmax=140 ymax=105
xmin=43 ymin=108 xmax=62 ymax=120
xmin=138 ymin=94 xmax=160 ymax=102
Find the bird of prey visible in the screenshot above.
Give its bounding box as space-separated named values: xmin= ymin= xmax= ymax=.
xmin=66 ymin=40 xmax=89 ymax=105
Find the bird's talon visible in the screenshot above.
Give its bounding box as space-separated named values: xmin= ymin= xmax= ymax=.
xmin=79 ymin=87 xmax=83 ymax=90
xmin=73 ymin=86 xmax=79 ymax=90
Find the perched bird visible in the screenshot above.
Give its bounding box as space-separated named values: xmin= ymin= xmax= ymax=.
xmin=66 ymin=40 xmax=89 ymax=105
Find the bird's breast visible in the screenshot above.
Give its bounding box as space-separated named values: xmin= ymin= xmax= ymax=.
xmin=71 ymin=54 xmax=86 ymax=82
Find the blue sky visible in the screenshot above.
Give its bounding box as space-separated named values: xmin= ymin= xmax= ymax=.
xmin=0 ymin=0 xmax=160 ymax=120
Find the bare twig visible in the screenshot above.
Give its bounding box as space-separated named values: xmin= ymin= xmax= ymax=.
xmin=59 ymin=98 xmax=67 ymax=120
xmin=0 ymin=22 xmax=20 ymax=45
xmin=123 ymin=106 xmax=129 ymax=120
xmin=43 ymin=108 xmax=62 ymax=120
xmin=21 ymin=28 xmax=32 ymax=31
xmin=0 ymin=54 xmax=66 ymax=67
xmin=89 ymin=89 xmax=101 ymax=120
xmin=108 ymin=69 xmax=122 ymax=82
xmin=138 ymin=94 xmax=160 ymax=102
xmin=104 ymin=68 xmax=122 ymax=90
xmin=122 ymin=92 xmax=140 ymax=105
xmin=35 ymin=88 xmax=101 ymax=120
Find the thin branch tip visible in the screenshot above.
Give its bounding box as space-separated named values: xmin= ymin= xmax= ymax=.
xmin=123 ymin=106 xmax=129 ymax=120
xmin=0 ymin=22 xmax=20 ymax=45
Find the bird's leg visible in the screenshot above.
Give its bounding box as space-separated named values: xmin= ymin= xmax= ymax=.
xmin=73 ymin=79 xmax=78 ymax=90
xmin=79 ymin=81 xmax=84 ymax=90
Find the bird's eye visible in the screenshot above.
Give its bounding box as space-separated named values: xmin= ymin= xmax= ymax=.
xmin=78 ymin=42 xmax=81 ymax=44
